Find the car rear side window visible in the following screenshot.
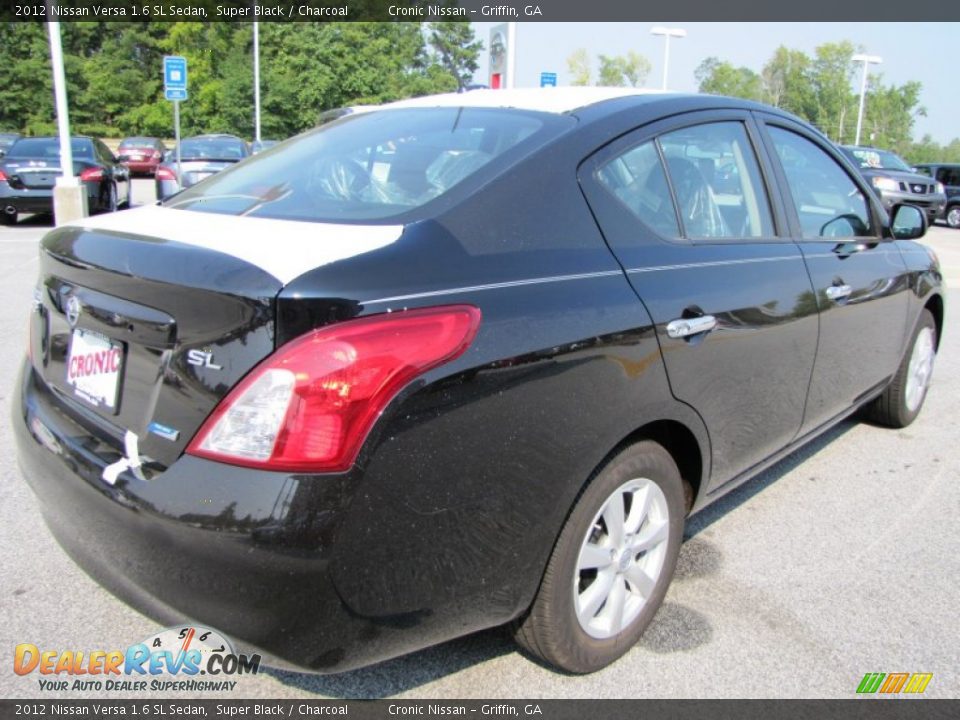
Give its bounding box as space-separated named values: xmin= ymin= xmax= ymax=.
xmin=658 ymin=122 xmax=774 ymax=239
xmin=596 ymin=140 xmax=680 ymax=237
xmin=768 ymin=127 xmax=874 ymax=239
xmin=596 ymin=121 xmax=774 ymax=240
xmin=167 ymin=108 xmax=567 ymax=223
xmin=6 ymin=138 xmax=94 ymax=160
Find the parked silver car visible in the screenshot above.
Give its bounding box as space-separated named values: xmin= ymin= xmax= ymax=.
xmin=155 ymin=134 xmax=249 ymax=200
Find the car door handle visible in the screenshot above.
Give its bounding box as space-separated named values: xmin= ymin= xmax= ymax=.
xmin=666 ymin=315 xmax=718 ymax=339
xmin=833 ymin=242 xmax=868 ymax=256
xmin=825 ymin=284 xmax=853 ymax=301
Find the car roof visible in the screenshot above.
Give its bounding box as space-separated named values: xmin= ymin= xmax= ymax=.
xmin=186 ymin=134 xmax=244 ymax=139
xmin=381 ymin=87 xmax=673 ymax=115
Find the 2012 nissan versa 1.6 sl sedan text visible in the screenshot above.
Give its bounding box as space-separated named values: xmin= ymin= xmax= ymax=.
xmin=15 ymin=89 xmax=943 ymax=674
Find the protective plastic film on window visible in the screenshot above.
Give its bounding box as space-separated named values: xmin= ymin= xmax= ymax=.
xmin=658 ymin=122 xmax=774 ymax=240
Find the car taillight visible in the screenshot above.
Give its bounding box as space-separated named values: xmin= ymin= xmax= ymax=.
xmin=152 ymin=151 xmax=161 ymax=159
xmin=0 ymin=169 xmax=7 ymax=182
xmin=79 ymin=167 xmax=103 ymax=181
xmin=155 ymin=167 xmax=177 ymax=181
xmin=187 ymin=305 xmax=481 ymax=473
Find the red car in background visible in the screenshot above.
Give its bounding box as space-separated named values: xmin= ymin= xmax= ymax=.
xmin=117 ymin=137 xmax=167 ymax=176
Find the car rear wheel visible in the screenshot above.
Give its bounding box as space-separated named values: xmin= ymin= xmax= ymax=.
xmin=513 ymin=440 xmax=684 ymax=673
xmin=868 ymin=309 xmax=937 ymax=428
xmin=105 ymin=183 xmax=118 ymax=213
xmin=946 ymin=205 xmax=960 ymax=229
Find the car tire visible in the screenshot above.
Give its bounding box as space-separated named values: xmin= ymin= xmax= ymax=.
xmin=868 ymin=309 xmax=937 ymax=428
xmin=106 ymin=183 xmax=118 ymax=213
xmin=513 ymin=440 xmax=685 ymax=674
xmin=0 ymin=209 xmax=16 ymax=225
xmin=946 ymin=205 xmax=960 ymax=230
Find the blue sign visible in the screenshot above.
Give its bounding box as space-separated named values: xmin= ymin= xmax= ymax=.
xmin=164 ymin=56 xmax=188 ymax=101
xmin=540 ymin=72 xmax=558 ymax=88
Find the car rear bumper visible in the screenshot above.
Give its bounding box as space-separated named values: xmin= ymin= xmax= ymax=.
xmin=0 ymin=187 xmax=55 ymax=214
xmin=123 ymin=160 xmax=159 ymax=174
xmin=13 ymin=359 xmax=492 ymax=673
xmin=1 ymin=183 xmax=101 ymax=214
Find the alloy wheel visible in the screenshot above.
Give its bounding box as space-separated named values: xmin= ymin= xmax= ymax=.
xmin=574 ymin=478 xmax=670 ymax=639
xmin=904 ymin=326 xmax=935 ymax=413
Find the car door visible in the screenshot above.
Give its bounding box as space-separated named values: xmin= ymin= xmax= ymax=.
xmin=754 ymin=115 xmax=912 ymax=433
xmin=580 ymin=111 xmax=819 ymax=490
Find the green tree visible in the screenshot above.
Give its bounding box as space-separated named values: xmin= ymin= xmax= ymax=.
xmin=597 ymin=51 xmax=651 ymax=88
xmin=695 ymin=57 xmax=764 ymax=101
xmin=862 ymin=80 xmax=925 ymax=154
xmin=567 ymin=48 xmax=591 ymax=86
xmin=761 ymin=46 xmax=814 ymax=117
xmin=428 ymin=21 xmax=482 ymax=92
xmin=0 ymin=23 xmax=54 ymax=134
xmin=808 ymin=41 xmax=857 ymax=142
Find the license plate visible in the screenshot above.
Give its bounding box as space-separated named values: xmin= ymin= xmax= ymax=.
xmin=66 ymin=329 xmax=123 ymax=410
xmin=192 ymin=172 xmax=213 ymax=182
xmin=130 ymin=154 xmax=143 ymax=160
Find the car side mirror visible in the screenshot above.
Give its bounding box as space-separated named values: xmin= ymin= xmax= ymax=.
xmin=820 ymin=213 xmax=869 ymax=238
xmin=890 ymin=204 xmax=926 ymax=240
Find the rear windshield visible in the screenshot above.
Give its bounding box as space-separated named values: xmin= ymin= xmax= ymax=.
xmin=120 ymin=137 xmax=157 ymax=148
xmin=6 ymin=138 xmax=94 ymax=159
xmin=177 ymin=137 xmax=247 ymax=161
xmin=842 ymin=147 xmax=912 ymax=172
xmin=166 ymin=107 xmax=571 ymax=223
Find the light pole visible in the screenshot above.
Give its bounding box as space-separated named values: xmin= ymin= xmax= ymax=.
xmin=650 ymin=26 xmax=686 ymax=91
xmin=253 ymin=21 xmax=261 ymax=143
xmin=853 ymin=53 xmax=882 ymax=146
xmin=47 ymin=21 xmax=87 ymax=224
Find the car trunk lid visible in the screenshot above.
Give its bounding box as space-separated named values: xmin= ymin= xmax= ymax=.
xmin=31 ymin=204 xmax=402 ymax=470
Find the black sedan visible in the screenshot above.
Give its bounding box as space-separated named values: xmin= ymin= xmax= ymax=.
xmin=0 ymin=131 xmax=21 ymax=157
xmin=15 ymin=90 xmax=943 ymax=675
xmin=155 ymin=134 xmax=249 ymax=200
xmin=0 ymin=136 xmax=130 ymax=224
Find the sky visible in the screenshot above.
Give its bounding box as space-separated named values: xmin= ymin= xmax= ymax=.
xmin=469 ymin=22 xmax=959 ymax=144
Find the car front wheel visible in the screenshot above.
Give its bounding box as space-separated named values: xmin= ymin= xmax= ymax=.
xmin=946 ymin=205 xmax=960 ymax=229
xmin=513 ymin=440 xmax=685 ymax=673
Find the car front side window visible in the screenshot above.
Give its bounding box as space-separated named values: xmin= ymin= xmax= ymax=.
xmin=768 ymin=127 xmax=874 ymax=240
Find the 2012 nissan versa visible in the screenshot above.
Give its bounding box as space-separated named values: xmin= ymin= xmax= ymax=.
xmin=15 ymin=88 xmax=943 ymax=674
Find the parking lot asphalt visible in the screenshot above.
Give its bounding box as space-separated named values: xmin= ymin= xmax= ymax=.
xmin=0 ymin=191 xmax=957 ymax=699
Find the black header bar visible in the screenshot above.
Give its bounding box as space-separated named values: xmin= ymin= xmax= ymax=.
xmin=3 ymin=0 xmax=960 ymax=22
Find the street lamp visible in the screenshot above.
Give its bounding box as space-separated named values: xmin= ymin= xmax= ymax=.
xmin=47 ymin=21 xmax=87 ymax=224
xmin=253 ymin=22 xmax=261 ymax=143
xmin=650 ymin=26 xmax=686 ymax=90
xmin=853 ymin=53 xmax=882 ymax=146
